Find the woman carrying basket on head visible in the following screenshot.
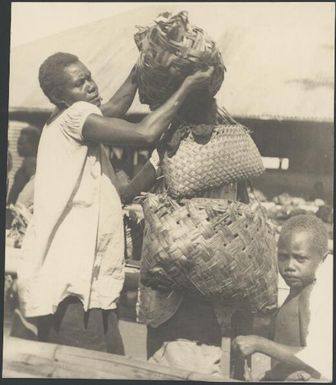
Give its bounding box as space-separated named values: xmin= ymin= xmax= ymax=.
xmin=118 ymin=12 xmax=274 ymax=372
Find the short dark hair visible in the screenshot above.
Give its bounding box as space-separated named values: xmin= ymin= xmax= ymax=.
xmin=38 ymin=52 xmax=79 ymax=106
xmin=279 ymin=214 xmax=328 ymax=258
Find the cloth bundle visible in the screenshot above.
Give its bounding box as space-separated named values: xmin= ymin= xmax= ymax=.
xmin=134 ymin=11 xmax=225 ymax=110
xmin=140 ymin=193 xmax=278 ymax=313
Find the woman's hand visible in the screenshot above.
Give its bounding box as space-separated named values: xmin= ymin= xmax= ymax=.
xmin=232 ymin=335 xmax=265 ymax=357
xmin=184 ymin=66 xmax=215 ymax=90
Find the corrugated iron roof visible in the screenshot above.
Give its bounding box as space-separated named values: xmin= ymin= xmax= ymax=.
xmin=9 ymin=3 xmax=334 ymax=121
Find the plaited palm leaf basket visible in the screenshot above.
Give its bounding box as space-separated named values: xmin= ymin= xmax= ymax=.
xmin=140 ymin=194 xmax=278 ymax=313
xmin=134 ymin=12 xmax=264 ymax=197
xmin=134 ymin=11 xmax=225 ymax=110
xmin=161 ymin=110 xmax=265 ymax=198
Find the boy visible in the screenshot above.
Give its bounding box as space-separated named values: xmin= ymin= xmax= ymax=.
xmin=233 ymin=214 xmax=332 ymax=381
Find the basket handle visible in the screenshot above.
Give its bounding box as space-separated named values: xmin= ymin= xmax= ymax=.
xmin=217 ymin=105 xmax=252 ymax=134
xmin=216 ymin=105 xmax=238 ymax=125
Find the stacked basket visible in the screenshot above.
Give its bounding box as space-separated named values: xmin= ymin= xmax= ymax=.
xmin=140 ymin=194 xmax=278 ymax=313
xmin=134 ymin=11 xmax=225 ymax=110
xmin=161 ymin=118 xmax=265 ymax=199
xmin=135 ymin=12 xmax=277 ymax=312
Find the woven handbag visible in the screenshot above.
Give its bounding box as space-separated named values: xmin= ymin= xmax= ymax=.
xmin=160 ymin=110 xmax=265 ymax=198
xmin=134 ymin=11 xmax=225 ymax=110
xmin=140 ymin=193 xmax=278 ymax=313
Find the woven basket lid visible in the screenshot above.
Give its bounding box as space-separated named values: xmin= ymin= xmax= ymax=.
xmin=134 ymin=11 xmax=226 ymax=109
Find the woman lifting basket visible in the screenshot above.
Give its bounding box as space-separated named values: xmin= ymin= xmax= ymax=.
xmin=15 ymin=49 xmax=213 ymax=353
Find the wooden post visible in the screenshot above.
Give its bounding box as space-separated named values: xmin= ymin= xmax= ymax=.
xmin=230 ymin=309 xmax=254 ymax=380
xmin=220 ymin=336 xmax=231 ymax=379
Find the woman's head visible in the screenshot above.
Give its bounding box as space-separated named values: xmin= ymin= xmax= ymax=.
xmin=39 ymin=52 xmax=101 ymax=109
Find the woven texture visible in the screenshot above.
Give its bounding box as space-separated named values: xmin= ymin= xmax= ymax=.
xmin=161 ymin=123 xmax=265 ymax=198
xmin=134 ymin=11 xmax=225 ymax=110
xmin=140 ymin=194 xmax=278 ymax=313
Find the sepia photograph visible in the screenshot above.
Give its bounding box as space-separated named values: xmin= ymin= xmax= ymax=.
xmin=2 ymin=1 xmax=334 ymax=381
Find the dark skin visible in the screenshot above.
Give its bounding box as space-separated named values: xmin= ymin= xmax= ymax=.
xmin=232 ymin=230 xmax=325 ymax=379
xmin=100 ymin=65 xmax=138 ymax=118
xmin=50 ymin=61 xmax=215 ymax=147
xmin=7 ymin=158 xmax=36 ymax=205
xmin=17 ymin=132 xmax=38 ymax=158
xmin=7 ymin=131 xmax=38 ymax=205
xmin=118 ymin=161 xmax=157 ymax=204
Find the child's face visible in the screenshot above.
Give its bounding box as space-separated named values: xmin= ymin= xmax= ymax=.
xmin=278 ymin=230 xmax=322 ymax=290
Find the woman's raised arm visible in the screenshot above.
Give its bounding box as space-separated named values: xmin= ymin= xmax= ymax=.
xmin=82 ymin=67 xmax=214 ymax=147
xmin=100 ymin=64 xmax=138 ymax=118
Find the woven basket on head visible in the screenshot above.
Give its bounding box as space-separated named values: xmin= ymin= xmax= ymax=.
xmin=161 ymin=110 xmax=265 ymax=198
xmin=134 ymin=11 xmax=225 ymax=110
xmin=140 ymin=194 xmax=278 ymax=313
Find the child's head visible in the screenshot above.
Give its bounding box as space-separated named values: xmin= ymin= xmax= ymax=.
xmin=278 ymin=214 xmax=328 ymax=290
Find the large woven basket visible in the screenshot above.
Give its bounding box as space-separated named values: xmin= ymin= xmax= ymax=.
xmin=140 ymin=194 xmax=278 ymax=313
xmin=134 ymin=11 xmax=225 ymax=110
xmin=161 ymin=121 xmax=265 ymax=199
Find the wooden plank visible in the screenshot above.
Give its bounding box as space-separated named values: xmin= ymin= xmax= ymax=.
xmin=187 ymin=372 xmax=241 ymax=382
xmin=3 ymin=336 xmax=58 ymax=361
xmin=3 ymin=365 xmax=43 ymax=378
xmin=3 ymin=337 xmax=229 ymax=381
xmin=55 ymin=346 xmax=194 ymax=380
xmin=3 ymin=360 xmax=55 ymax=378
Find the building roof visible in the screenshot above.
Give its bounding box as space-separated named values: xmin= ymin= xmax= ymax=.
xmin=9 ymin=3 xmax=334 ymax=121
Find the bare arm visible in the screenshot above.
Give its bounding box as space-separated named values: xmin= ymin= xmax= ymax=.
xmin=233 ymin=335 xmax=320 ymax=376
xmin=257 ymin=337 xmax=304 ymax=367
xmin=119 ymin=161 xmax=157 ymax=204
xmin=82 ymin=67 xmax=214 ymax=147
xmin=100 ymin=64 xmax=138 ymax=118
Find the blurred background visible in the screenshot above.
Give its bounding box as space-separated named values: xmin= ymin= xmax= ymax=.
xmin=8 ymin=2 xmax=334 ymax=203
